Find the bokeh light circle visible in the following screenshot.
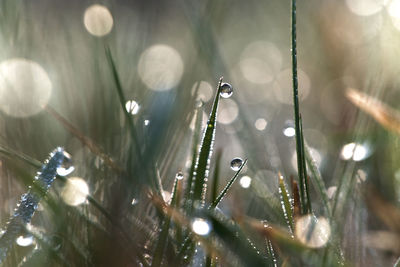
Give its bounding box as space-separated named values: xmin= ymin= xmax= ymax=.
xmin=0 ymin=58 xmax=52 ymax=117
xmin=138 ymin=44 xmax=184 ymax=91
xmin=84 ymin=4 xmax=113 ymax=37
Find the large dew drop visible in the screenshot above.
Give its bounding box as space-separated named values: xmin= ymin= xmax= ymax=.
xmin=16 ymin=235 xmax=34 ymax=247
xmin=56 ymin=152 xmax=75 ymax=176
xmin=230 ymin=157 xmax=244 ymax=171
xmin=219 ymin=82 xmax=233 ymax=98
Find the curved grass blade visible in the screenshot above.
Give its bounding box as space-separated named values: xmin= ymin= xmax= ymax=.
xmin=190 ymin=78 xmax=223 ymax=207
xmin=105 ymin=46 xmax=163 ymax=198
xmin=304 ymin=142 xmax=331 ymax=216
xmin=291 ymin=177 xmax=301 ymax=220
xmin=0 ymin=147 xmax=66 ymax=264
xmin=151 ymin=178 xmax=180 ymax=267
xmin=278 ymin=173 xmax=294 ymax=232
xmin=210 ymin=159 xmax=247 ymax=209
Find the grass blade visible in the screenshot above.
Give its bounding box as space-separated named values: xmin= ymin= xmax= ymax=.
xmin=0 ymin=147 xmax=66 ymax=264
xmin=278 ymin=173 xmax=294 ymax=232
xmin=191 ymin=78 xmax=223 ymax=207
xmin=304 ymin=142 xmax=331 ymax=216
xmin=105 ymin=46 xmax=163 ymax=197
xmin=151 ymin=178 xmax=180 ymax=267
xmin=291 ymin=0 xmax=308 ymax=214
xmin=199 ymin=208 xmax=267 ymax=267
xmin=184 ymin=104 xmax=203 ymax=212
xmin=210 ymin=159 xmax=247 ymax=209
xmin=45 ymin=105 xmax=122 ymax=173
xmin=210 ymin=149 xmax=222 ymax=203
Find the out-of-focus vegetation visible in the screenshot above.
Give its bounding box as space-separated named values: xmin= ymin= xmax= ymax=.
xmin=0 ymin=0 xmax=399 ymax=266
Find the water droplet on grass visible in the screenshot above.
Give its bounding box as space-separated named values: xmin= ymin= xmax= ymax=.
xmin=16 ymin=235 xmax=34 ymax=247
xmin=220 ymin=82 xmax=233 ymax=98
xmin=57 ymin=152 xmax=75 ymax=176
xmin=176 ymin=171 xmax=184 ymax=180
xmin=230 ymin=157 xmax=243 ymax=171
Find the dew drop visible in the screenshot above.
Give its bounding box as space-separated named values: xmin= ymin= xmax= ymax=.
xmin=230 ymin=157 xmax=243 ymax=171
xmin=125 ymin=100 xmax=140 ymax=115
xmin=176 ymin=171 xmax=184 ymax=180
xmin=191 ymin=218 xmax=211 ymax=236
xmin=57 ymin=152 xmax=75 ymax=176
xmin=219 ymin=82 xmax=233 ymax=98
xmin=16 ymin=235 xmax=34 ymax=247
xmin=144 ymin=119 xmax=150 ymax=126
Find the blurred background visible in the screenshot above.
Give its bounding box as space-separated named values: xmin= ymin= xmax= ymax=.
xmin=0 ymin=0 xmax=400 ymax=266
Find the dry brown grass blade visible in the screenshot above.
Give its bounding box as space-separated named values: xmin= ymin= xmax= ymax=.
xmin=346 ymin=88 xmax=400 ymax=134
xmin=45 ymin=105 xmax=123 ymax=173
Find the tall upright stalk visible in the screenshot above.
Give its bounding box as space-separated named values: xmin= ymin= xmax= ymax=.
xmin=291 ymin=0 xmax=308 ymax=214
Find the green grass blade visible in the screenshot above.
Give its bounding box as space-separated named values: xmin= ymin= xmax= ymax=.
xmin=191 ymin=78 xmax=223 ymax=206
xmin=210 ymin=159 xmax=247 ymax=209
xmin=304 ymin=142 xmax=331 ymax=216
xmin=151 ymin=178 xmax=180 ymax=267
xmin=210 ymin=149 xmax=222 ymax=203
xmin=199 ymin=209 xmax=267 ymax=267
xmin=266 ymin=238 xmax=277 ymax=267
xmin=291 ymin=0 xmax=307 ymax=214
xmin=105 ymin=46 xmax=163 ymax=198
xmin=299 ymin=117 xmax=312 ymax=213
xmin=278 ymin=173 xmax=294 ymax=232
xmin=0 ymin=148 xmax=66 ymax=264
xmin=184 ymin=104 xmax=203 ymax=212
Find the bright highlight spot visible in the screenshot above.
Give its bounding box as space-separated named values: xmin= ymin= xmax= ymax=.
xmin=217 ymin=99 xmax=239 ymax=124
xmin=16 ymin=235 xmax=34 ymax=247
xmin=239 ymin=176 xmax=252 ymax=188
xmin=191 ymin=218 xmax=211 ymax=236
xmin=254 ymin=118 xmax=268 ymax=131
xmin=283 ymin=126 xmax=296 ymax=137
xmin=0 ymin=58 xmax=52 ymax=117
xmin=340 ymin=142 xmax=369 ymax=161
xmin=295 ymin=215 xmax=331 ymax=248
xmin=125 ymin=100 xmax=140 ymax=115
xmin=84 ymin=5 xmax=113 ymax=37
xmin=61 ymin=177 xmax=89 ymax=206
xmin=138 ymin=44 xmax=184 ymax=91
